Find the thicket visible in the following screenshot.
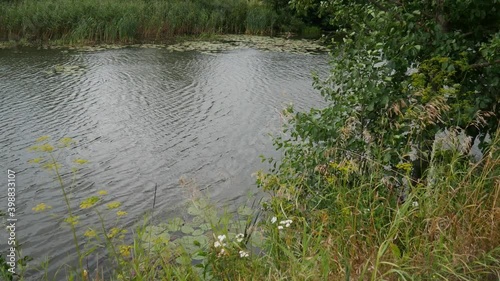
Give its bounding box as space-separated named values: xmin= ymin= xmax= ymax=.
xmin=257 ymin=0 xmax=500 ymax=279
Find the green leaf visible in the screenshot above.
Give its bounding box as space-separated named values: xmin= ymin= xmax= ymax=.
xmin=181 ymin=225 xmax=195 ymax=234
xmin=167 ymin=218 xmax=184 ymax=232
xmin=390 ymin=243 xmax=401 ymax=259
xmin=192 ymin=228 xmax=204 ymax=236
xmin=187 ymin=206 xmax=202 ymax=216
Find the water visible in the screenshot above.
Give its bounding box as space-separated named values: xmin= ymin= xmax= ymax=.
xmin=0 ymin=46 xmax=329 ymax=278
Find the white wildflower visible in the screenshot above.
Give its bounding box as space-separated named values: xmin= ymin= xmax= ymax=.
xmin=279 ymin=219 xmax=293 ymax=227
xmin=236 ymin=233 xmax=244 ymax=243
xmin=412 ymin=201 xmax=419 ymax=207
xmin=239 ymin=250 xmax=249 ymax=258
xmin=217 ymin=234 xmax=226 ymax=242
xmin=278 ymin=225 xmax=284 ymax=230
xmin=271 ymin=216 xmax=277 ymax=224
xmin=214 ymin=241 xmax=221 ymax=248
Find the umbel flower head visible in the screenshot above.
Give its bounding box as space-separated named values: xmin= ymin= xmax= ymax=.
xmin=32 ymin=203 xmax=52 ymax=212
xmin=236 ymin=233 xmax=244 ymax=243
xmin=278 ymin=219 xmax=293 ymax=230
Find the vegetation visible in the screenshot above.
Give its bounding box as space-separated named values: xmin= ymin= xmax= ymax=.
xmin=10 ymin=132 xmax=500 ymax=280
xmin=256 ymin=0 xmax=500 ymax=279
xmin=0 ymin=0 xmax=281 ymax=44
xmin=2 ymin=0 xmax=499 ymax=280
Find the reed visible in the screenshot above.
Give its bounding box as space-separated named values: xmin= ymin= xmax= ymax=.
xmin=0 ymin=0 xmax=278 ymax=44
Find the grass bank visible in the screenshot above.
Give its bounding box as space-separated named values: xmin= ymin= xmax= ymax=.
xmin=0 ymin=0 xmax=278 ymax=45
xmin=4 ymin=129 xmax=499 ymax=280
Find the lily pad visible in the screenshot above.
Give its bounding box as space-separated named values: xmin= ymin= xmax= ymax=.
xmin=44 ymin=64 xmax=86 ymax=76
xmin=167 ymin=217 xmax=184 ymax=232
xmin=199 ymin=223 xmax=211 ymax=232
xmin=187 ymin=205 xmax=202 ymax=216
xmin=142 ymin=225 xmax=170 ymax=244
xmin=192 ymin=235 xmax=208 ymax=246
xmin=165 ymin=35 xmax=327 ymax=54
xmin=181 ymin=225 xmax=195 ymax=234
xmin=192 ymin=215 xmax=204 ymax=225
xmin=192 ymin=228 xmax=204 ymax=236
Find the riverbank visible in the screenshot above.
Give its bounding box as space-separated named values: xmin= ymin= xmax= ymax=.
xmin=13 ymin=132 xmax=500 ymax=280
xmin=0 ymin=0 xmax=321 ymax=46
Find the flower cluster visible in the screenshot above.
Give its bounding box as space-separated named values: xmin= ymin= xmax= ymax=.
xmin=32 ymin=203 xmax=52 ymax=212
xmin=213 ymin=233 xmax=249 ymax=258
xmin=236 ymin=233 xmax=244 ymax=243
xmin=239 ymin=250 xmax=249 ymax=258
xmin=270 ymin=216 xmax=293 ymax=230
xmin=214 ymin=234 xmax=227 ymax=248
xmin=278 ymin=219 xmax=293 ymax=230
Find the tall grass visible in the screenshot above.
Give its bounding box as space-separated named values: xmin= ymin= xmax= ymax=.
xmin=0 ymin=0 xmax=278 ymax=44
xmin=254 ymin=129 xmax=500 ymax=280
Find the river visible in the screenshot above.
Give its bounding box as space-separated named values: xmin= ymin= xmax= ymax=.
xmin=0 ymin=46 xmax=329 ymax=278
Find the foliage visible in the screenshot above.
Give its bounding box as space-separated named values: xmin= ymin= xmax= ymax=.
xmin=256 ymin=125 xmax=500 ymax=280
xmin=265 ymin=0 xmax=500 ymax=204
xmin=0 ymin=0 xmax=279 ymax=44
xmin=254 ymin=0 xmax=500 ymax=279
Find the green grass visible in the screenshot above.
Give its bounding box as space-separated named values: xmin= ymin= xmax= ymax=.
xmin=0 ymin=0 xmax=278 ymax=44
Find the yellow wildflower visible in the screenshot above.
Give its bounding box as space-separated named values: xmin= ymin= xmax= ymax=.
xmin=32 ymin=203 xmax=52 ymax=212
xmin=84 ymin=229 xmax=97 ymax=238
xmin=39 ymin=143 xmax=54 ymax=152
xmin=116 ymin=210 xmax=128 ymax=217
xmin=28 ymin=157 xmax=43 ymax=164
xmin=36 ymin=135 xmax=50 ymax=142
xmin=80 ymin=196 xmax=100 ymax=209
xmin=107 ymin=202 xmax=121 ymax=209
xmin=28 ymin=145 xmax=40 ymax=152
xmin=42 ymin=162 xmax=62 ymax=171
xmin=59 ymin=137 xmax=74 ymax=147
xmin=107 ymin=227 xmax=127 ymax=239
xmin=64 ymin=215 xmax=80 ymax=226
xmin=73 ymin=158 xmax=88 ymax=165
xmin=396 ymin=162 xmax=413 ymax=173
xmin=119 ymin=245 xmax=132 ymax=257
xmin=98 ymin=190 xmax=108 ymax=196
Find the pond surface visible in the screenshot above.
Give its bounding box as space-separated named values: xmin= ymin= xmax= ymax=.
xmin=0 ymin=46 xmax=329 ymax=278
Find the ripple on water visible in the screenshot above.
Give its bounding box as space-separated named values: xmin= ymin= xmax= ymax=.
xmin=0 ymin=47 xmax=330 ymax=279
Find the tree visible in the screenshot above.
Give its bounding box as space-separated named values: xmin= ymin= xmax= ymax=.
xmin=266 ymin=0 xmax=500 ymax=203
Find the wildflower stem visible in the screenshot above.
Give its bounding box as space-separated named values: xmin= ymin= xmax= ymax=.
xmin=148 ymin=183 xmax=158 ymax=256
xmin=50 ymin=153 xmax=84 ymax=279
xmin=95 ymin=209 xmax=122 ymax=276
